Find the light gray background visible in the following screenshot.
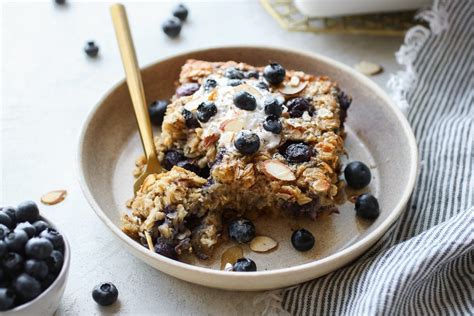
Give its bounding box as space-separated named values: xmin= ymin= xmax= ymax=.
xmin=1 ymin=1 xmax=403 ymax=315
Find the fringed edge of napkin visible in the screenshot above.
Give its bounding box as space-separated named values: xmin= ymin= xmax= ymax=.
xmin=254 ymin=1 xmax=450 ymax=314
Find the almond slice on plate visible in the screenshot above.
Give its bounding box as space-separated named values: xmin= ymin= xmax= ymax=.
xmin=279 ymin=81 xmax=307 ymax=96
xmin=233 ymin=83 xmax=263 ymax=98
xmin=250 ymin=236 xmax=278 ymax=253
xmin=262 ymin=160 xmax=296 ymax=181
xmin=41 ymin=190 xmax=67 ymax=205
xmin=354 ymin=61 xmax=383 ymax=76
xmin=220 ymin=118 xmax=245 ymax=132
xmin=220 ymin=246 xmax=243 ymax=270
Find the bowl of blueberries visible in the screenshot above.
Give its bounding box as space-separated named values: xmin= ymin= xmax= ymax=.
xmin=0 ymin=201 xmax=70 ymax=315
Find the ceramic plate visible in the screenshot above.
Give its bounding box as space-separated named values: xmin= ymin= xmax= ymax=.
xmin=77 ymin=46 xmax=417 ymax=290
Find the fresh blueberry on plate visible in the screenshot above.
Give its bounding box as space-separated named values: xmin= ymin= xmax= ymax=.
xmin=45 ymin=250 xmax=64 ymax=274
xmin=263 ymin=63 xmax=286 ymax=85
xmin=0 ymin=288 xmax=15 ymax=311
xmin=154 ymin=237 xmax=177 ymax=259
xmin=225 ymin=67 xmax=244 ymax=80
xmin=234 ymin=131 xmax=260 ymax=155
xmin=172 ymin=3 xmax=189 ymax=21
xmin=162 ymin=17 xmax=182 ymax=38
xmin=0 ymin=212 xmax=13 ymax=229
xmin=264 ymin=96 xmax=282 ymax=116
xmin=15 ymin=222 xmax=36 ymax=238
xmin=2 ymin=207 xmax=16 ymax=224
xmin=39 ymin=228 xmax=64 ymax=251
xmin=344 ymin=161 xmax=371 ymax=189
xmin=148 ymin=99 xmax=169 ymax=127
xmin=24 ymin=259 xmax=49 ymax=280
xmin=181 ymin=109 xmax=201 ymax=129
xmin=13 ymin=273 xmax=42 ymax=301
xmin=84 ymin=41 xmax=99 ymax=58
xmin=4 ymin=230 xmax=28 ymax=252
xmin=355 ymin=193 xmax=380 ymax=219
xmin=228 ymin=218 xmax=255 ymax=243
xmin=233 ymin=258 xmax=257 ymax=272
xmin=25 ymin=237 xmax=53 ymax=260
xmin=203 ymin=78 xmax=217 ymax=91
xmin=2 ymin=253 xmax=24 ymax=275
xmin=92 ymin=282 xmax=119 ymax=306
xmin=233 ymin=91 xmax=256 ymax=111
xmin=291 ymin=229 xmax=315 ymax=252
xmin=286 ymin=97 xmax=311 ymax=118
xmin=15 ymin=201 xmax=39 ymax=223
xmin=32 ymin=220 xmax=50 ymax=235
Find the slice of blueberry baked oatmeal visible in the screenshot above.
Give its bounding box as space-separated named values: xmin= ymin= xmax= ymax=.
xmin=122 ymin=60 xmax=351 ymax=260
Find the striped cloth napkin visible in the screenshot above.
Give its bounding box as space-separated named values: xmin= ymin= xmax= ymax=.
xmin=261 ymin=0 xmax=473 ymax=314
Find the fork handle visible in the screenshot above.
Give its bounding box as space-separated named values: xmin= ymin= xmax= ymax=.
xmin=110 ymin=3 xmax=157 ymax=163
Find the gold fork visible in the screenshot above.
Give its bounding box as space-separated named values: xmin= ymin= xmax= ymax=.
xmin=110 ymin=3 xmax=162 ymax=195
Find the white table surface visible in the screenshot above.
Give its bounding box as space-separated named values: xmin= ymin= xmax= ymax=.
xmin=1 ymin=1 xmax=403 ymax=315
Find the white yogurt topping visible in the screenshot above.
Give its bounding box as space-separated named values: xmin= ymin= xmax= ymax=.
xmin=188 ymin=76 xmax=282 ymax=152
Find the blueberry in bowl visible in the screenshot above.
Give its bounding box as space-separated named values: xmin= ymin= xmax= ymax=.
xmin=0 ymin=201 xmax=70 ymax=315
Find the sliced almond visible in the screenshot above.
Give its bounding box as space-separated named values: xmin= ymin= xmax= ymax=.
xmin=184 ymin=96 xmax=206 ymax=111
xmin=220 ymin=246 xmax=243 ymax=270
xmin=262 ymin=160 xmax=296 ymax=181
xmin=354 ymin=61 xmax=383 ymax=76
xmin=220 ymin=118 xmax=245 ymax=132
xmin=250 ymin=236 xmax=278 ymax=253
xmin=40 ymin=190 xmax=67 ymax=205
xmin=233 ymin=83 xmax=263 ymax=98
xmin=279 ymin=81 xmax=307 ymax=96
xmin=312 ymin=179 xmax=331 ymax=192
xmin=224 ymin=262 xmax=233 ymax=272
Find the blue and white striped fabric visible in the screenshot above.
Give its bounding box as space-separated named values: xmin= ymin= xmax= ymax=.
xmin=271 ymin=0 xmax=474 ymax=314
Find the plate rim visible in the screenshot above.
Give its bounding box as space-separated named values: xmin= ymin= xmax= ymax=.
xmin=76 ymin=45 xmax=418 ymax=287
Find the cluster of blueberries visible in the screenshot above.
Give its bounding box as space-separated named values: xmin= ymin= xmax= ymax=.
xmin=344 ymin=161 xmax=380 ymax=219
xmin=162 ymin=4 xmax=189 ymax=38
xmin=226 ymin=218 xmax=316 ymax=272
xmin=0 ymin=201 xmax=65 ymax=311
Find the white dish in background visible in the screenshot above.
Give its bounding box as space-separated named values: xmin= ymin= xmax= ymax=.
xmin=294 ymin=0 xmax=431 ymax=17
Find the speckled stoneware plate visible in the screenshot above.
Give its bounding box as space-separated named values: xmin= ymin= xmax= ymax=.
xmin=77 ymin=46 xmax=417 ymax=291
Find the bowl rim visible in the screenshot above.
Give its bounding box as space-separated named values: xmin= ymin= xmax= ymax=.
xmin=5 ymin=215 xmax=71 ymax=313
xmin=76 ymin=45 xmax=418 ymax=281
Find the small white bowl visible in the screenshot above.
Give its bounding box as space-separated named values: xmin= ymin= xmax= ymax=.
xmin=1 ymin=216 xmax=70 ymax=316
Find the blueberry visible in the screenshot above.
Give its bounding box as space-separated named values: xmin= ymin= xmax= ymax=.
xmin=24 ymin=259 xmax=48 ymax=280
xmin=39 ymin=228 xmax=64 ymax=251
xmin=233 ymin=91 xmax=256 ymax=111
xmin=227 ymin=79 xmax=242 ymax=87
xmin=84 ymin=41 xmax=99 ymax=58
xmin=2 ymin=207 xmax=16 ymax=224
xmin=0 ymin=288 xmax=15 ymax=311
xmin=224 ymin=67 xmax=244 ymax=80
xmin=15 ymin=201 xmax=39 ymax=223
xmin=4 ymin=230 xmax=28 ymax=252
xmin=172 ymin=3 xmax=188 ymax=21
xmin=13 ymin=273 xmax=41 ymax=301
xmin=45 ymin=250 xmax=64 ymax=274
xmin=338 ymin=91 xmax=352 ymax=111
xmin=291 ymin=229 xmax=315 ymax=252
xmin=355 ymin=193 xmax=380 ymax=220
xmin=181 ymin=109 xmax=200 ymax=129
xmin=176 ymin=82 xmax=200 ymax=97
xmin=264 ymin=97 xmax=282 ymax=116
xmin=0 ymin=241 xmax=6 ymax=258
xmin=256 ymin=81 xmax=269 ymax=90
xmin=15 ymin=222 xmax=36 ymax=238
xmin=203 ymin=78 xmax=217 ymax=91
xmin=286 ymin=97 xmax=311 ymax=118
xmin=25 ymin=238 xmax=53 ymax=260
xmin=344 ymin=161 xmax=371 ymax=189
xmin=148 ymin=99 xmax=169 ymax=127
xmin=263 ymin=63 xmax=286 ymax=85
xmin=234 ymin=131 xmax=260 ymax=155
xmin=263 ymin=115 xmax=282 ymax=134
xmin=196 ymin=101 xmax=217 ymax=123
xmin=245 ymin=70 xmax=259 ymax=79
xmin=154 ymin=237 xmax=177 ymax=259
xmin=233 ymin=258 xmax=257 ymax=272
xmin=92 ymin=282 xmax=119 ymax=306
xmin=162 ymin=17 xmax=182 ymax=38
xmin=228 ymin=218 xmax=255 ymax=244
xmin=163 ymin=150 xmax=184 ymax=170
xmin=0 ymin=213 xmax=12 ymax=230
xmin=0 ymin=225 xmax=10 ymax=240
xmin=285 ymin=143 xmax=312 ymax=163
xmin=32 ymin=221 xmax=50 ymax=235
xmin=176 ymin=160 xmax=201 ymax=175
xmin=2 ymin=253 xmax=24 ymax=275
